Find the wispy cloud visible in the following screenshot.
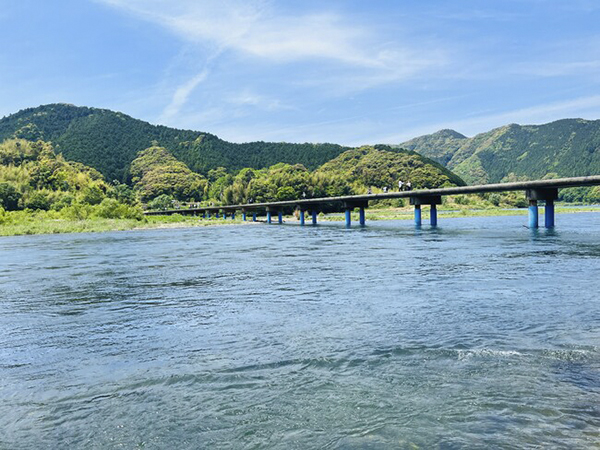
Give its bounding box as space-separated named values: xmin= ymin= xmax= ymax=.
xmin=160 ymin=69 xmax=208 ymax=121
xmin=97 ymin=0 xmax=445 ymax=77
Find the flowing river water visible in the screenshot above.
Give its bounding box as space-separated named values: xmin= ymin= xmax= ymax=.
xmin=1 ymin=213 xmax=600 ymax=449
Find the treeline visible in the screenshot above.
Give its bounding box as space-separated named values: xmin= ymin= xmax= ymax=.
xmin=401 ymin=119 xmax=600 ymax=185
xmin=134 ymin=145 xmax=464 ymax=210
xmin=0 ymin=104 xmax=349 ymax=182
xmin=0 ymin=139 xmax=141 ymax=220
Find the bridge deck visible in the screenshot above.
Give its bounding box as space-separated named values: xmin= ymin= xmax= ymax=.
xmin=144 ymin=175 xmax=600 ymax=215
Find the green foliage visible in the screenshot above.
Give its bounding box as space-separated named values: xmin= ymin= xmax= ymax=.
xmin=401 ymin=119 xmax=600 ymax=186
xmin=316 ymin=146 xmax=464 ymax=191
xmin=0 ymin=182 xmax=21 ymax=210
xmin=23 ymin=191 xmax=51 ymax=210
xmin=560 ymin=186 xmax=600 ymax=203
xmin=0 ymin=138 xmax=143 ymax=218
xmin=94 ymin=198 xmax=143 ymax=220
xmin=147 ymin=194 xmax=175 ymax=211
xmin=131 ymin=146 xmax=208 ymax=202
xmin=0 ymin=104 xmax=350 ymax=181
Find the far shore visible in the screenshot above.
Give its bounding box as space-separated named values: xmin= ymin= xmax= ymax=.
xmin=1 ymin=204 xmax=599 ymax=237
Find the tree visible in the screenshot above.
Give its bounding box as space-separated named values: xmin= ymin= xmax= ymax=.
xmin=0 ymin=183 xmax=21 ymax=210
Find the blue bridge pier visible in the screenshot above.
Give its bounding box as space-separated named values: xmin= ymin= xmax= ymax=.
xmin=342 ymin=201 xmax=368 ymax=228
xmin=145 ymin=176 xmax=600 ymax=231
xmin=526 ymin=188 xmax=557 ymax=228
xmin=298 ymin=209 xmax=305 ymax=226
xmin=410 ymin=195 xmax=441 ymax=228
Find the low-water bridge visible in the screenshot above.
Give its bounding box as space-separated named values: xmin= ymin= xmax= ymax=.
xmin=144 ymin=175 xmax=600 ymax=229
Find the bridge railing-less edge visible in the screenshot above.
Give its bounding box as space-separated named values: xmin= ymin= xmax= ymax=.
xmin=143 ymin=175 xmax=600 ymax=229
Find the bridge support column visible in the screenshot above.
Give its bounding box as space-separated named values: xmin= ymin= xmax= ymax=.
xmin=526 ymin=188 xmax=557 ymax=229
xmin=231 ymin=212 xmax=235 ymax=220
xmin=345 ymin=208 xmax=352 ymax=228
xmin=414 ymin=205 xmax=422 ymax=227
xmin=253 ymin=212 xmax=257 ymax=222
xmin=299 ymin=210 xmax=305 ymax=226
xmin=545 ymin=200 xmax=555 ymax=228
xmin=242 ymin=212 xmax=246 ymax=221
xmin=528 ymin=201 xmax=538 ymax=228
xmin=202 ymin=212 xmax=206 ymax=219
xmin=343 ymin=201 xmax=367 ymax=229
xmin=278 ymin=211 xmax=283 ymax=224
xmin=267 ymin=211 xmax=272 ymax=224
xmin=311 ymin=210 xmax=318 ymax=225
xmin=223 ymin=212 xmax=227 ymax=220
xmin=207 ymin=212 xmax=211 ymax=219
xmin=411 ymin=196 xmax=441 ymax=228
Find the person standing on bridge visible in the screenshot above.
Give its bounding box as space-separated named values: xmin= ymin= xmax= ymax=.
xmin=406 ymin=181 xmax=412 ymax=191
xmin=398 ymin=180 xmax=404 ymax=191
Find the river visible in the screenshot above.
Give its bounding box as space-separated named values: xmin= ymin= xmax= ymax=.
xmin=1 ymin=213 xmax=599 ymax=449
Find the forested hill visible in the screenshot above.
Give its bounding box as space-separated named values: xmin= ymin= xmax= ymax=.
xmin=400 ymin=119 xmax=600 ymax=184
xmin=0 ymin=104 xmax=349 ymax=181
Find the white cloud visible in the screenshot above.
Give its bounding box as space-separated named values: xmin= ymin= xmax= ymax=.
xmin=160 ymin=69 xmax=209 ymax=121
xmin=97 ymin=0 xmax=444 ymax=75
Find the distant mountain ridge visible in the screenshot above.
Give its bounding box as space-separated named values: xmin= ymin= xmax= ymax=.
xmin=0 ymin=104 xmax=350 ymax=181
xmin=400 ymin=119 xmax=600 ymax=184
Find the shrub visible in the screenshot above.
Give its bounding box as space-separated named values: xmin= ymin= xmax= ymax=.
xmin=24 ymin=191 xmax=51 ymax=210
xmin=0 ymin=183 xmax=22 ymax=210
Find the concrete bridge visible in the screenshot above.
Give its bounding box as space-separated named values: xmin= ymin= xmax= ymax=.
xmin=144 ymin=175 xmax=600 ymax=229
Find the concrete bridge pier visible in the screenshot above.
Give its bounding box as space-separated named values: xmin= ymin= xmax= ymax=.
xmin=222 ymin=212 xmax=227 ymax=220
xmin=231 ymin=212 xmax=235 ymax=220
xmin=359 ymin=207 xmax=366 ymax=227
xmin=253 ymin=212 xmax=257 ymax=222
xmin=207 ymin=211 xmax=212 ymax=219
xmin=299 ymin=209 xmax=305 ymax=226
xmin=311 ymin=210 xmax=318 ymax=225
xmin=345 ymin=209 xmax=352 ymax=228
xmin=278 ymin=211 xmax=283 ymax=224
xmin=526 ymin=188 xmax=558 ymax=228
xmin=242 ymin=211 xmax=246 ymax=221
xmin=267 ymin=210 xmax=272 ymax=224
xmin=411 ymin=196 xmax=441 ymax=227
xmin=202 ymin=212 xmax=206 ymax=219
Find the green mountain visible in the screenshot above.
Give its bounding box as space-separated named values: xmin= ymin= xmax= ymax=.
xmin=316 ymin=145 xmax=465 ymax=189
xmin=0 ymin=104 xmax=349 ymax=182
xmin=400 ymin=119 xmax=600 ymax=184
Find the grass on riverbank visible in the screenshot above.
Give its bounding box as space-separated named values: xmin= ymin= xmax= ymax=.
xmin=0 ymin=213 xmax=242 ymax=236
xmin=1 ymin=204 xmax=599 ymax=236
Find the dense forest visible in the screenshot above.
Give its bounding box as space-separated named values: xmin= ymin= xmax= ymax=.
xmin=0 ymin=139 xmax=140 ymax=219
xmin=0 ymin=136 xmax=466 ymax=216
xmin=2 ymin=104 xmax=599 ymax=215
xmin=131 ymin=145 xmax=464 ymax=210
xmin=0 ymin=104 xmax=349 ymax=182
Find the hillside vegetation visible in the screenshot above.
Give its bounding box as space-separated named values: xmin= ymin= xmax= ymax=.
xmin=400 ymin=119 xmax=600 ymax=185
xmin=0 ymin=104 xmax=349 ymax=181
xmin=0 ymin=139 xmax=141 ymax=220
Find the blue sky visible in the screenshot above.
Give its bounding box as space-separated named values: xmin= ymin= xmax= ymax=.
xmin=1 ymin=0 xmax=600 ymax=145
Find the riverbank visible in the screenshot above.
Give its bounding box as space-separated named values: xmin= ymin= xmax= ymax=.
xmin=1 ymin=205 xmax=599 ymax=236
xmin=0 ymin=214 xmax=251 ymax=237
